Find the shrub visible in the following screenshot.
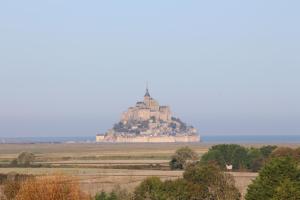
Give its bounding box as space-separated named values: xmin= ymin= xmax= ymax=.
xmin=95 ymin=191 xmax=107 ymax=200
xmin=134 ymin=177 xmax=166 ymax=200
xmin=1 ymin=172 xmax=33 ymax=200
xmin=169 ymin=146 xmax=198 ymax=170
xmin=134 ymin=163 xmax=240 ymax=200
xmin=15 ymin=175 xmax=89 ymax=200
xmin=163 ymin=179 xmax=209 ymax=200
xmin=10 ymin=152 xmax=35 ymax=167
xmin=3 ymin=180 xmax=21 ymax=200
xmin=95 ymin=186 xmax=132 ymax=200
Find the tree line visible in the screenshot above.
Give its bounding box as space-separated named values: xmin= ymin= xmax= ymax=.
xmin=170 ymin=144 xmax=300 ymax=172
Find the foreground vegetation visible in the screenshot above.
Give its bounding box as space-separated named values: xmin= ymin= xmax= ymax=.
xmin=94 ymin=145 xmax=300 ymax=200
xmin=246 ymin=157 xmax=300 ymax=200
xmin=199 ymin=144 xmax=300 ymax=172
xmin=2 ymin=175 xmax=89 ymax=200
xmin=134 ymin=163 xmax=240 ymax=200
xmin=1 ymin=143 xmax=300 ymax=199
xmin=200 ymin=144 xmax=277 ymax=171
xmin=0 ymin=163 xmax=240 ymax=200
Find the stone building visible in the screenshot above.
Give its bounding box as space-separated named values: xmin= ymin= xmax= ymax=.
xmin=121 ymin=87 xmax=171 ymax=123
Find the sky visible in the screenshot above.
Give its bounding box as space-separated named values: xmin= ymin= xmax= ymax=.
xmin=0 ymin=1 xmax=299 ymax=137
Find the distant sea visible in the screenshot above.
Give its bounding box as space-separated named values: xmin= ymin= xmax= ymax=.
xmin=1 ymin=135 xmax=300 ymax=144
xmin=201 ymin=135 xmax=300 ymax=144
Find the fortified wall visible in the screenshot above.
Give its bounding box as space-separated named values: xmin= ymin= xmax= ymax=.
xmin=96 ymin=135 xmax=200 ymax=143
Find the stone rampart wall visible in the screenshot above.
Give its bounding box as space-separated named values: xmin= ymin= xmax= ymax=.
xmin=96 ymin=135 xmax=200 ymax=143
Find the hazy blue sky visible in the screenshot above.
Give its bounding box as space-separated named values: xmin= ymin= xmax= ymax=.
xmin=0 ymin=1 xmax=299 ymax=137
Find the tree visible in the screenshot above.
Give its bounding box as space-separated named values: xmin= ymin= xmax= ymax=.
xmin=271 ymin=147 xmax=300 ymax=163
xmin=247 ymin=148 xmax=264 ymax=172
xmin=201 ymin=144 xmax=278 ymax=172
xmin=245 ymin=157 xmax=300 ymax=200
xmin=271 ymin=147 xmax=295 ymax=158
xmin=231 ymin=146 xmax=249 ymax=170
xmin=294 ymin=147 xmax=300 ymax=162
xmin=134 ymin=163 xmax=240 ymax=200
xmin=260 ymin=145 xmax=277 ymax=158
xmin=184 ymin=163 xmax=240 ymax=200
xmin=163 ymin=179 xmax=209 ymax=200
xmin=247 ymin=146 xmax=277 ymax=172
xmin=134 ymin=177 xmax=166 ymax=200
xmin=95 ymin=186 xmax=132 ymax=200
xmin=110 ymin=185 xmax=133 ymax=200
xmin=201 ymin=144 xmax=249 ymax=170
xmin=169 ymin=146 xmax=198 ymax=170
xmin=95 ymin=191 xmax=107 ymax=200
xmin=272 ymin=179 xmax=300 ymax=200
xmin=11 ymin=152 xmax=35 ymax=167
xmin=134 ymin=176 xmax=210 ymax=200
xmin=108 ymin=191 xmax=118 ymax=200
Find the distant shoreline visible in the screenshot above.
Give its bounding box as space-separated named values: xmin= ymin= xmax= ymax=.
xmin=0 ymin=135 xmax=300 ymax=144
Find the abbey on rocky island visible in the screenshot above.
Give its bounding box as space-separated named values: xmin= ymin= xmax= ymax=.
xmin=96 ymin=87 xmax=200 ymax=143
xmin=121 ymin=87 xmax=171 ymax=123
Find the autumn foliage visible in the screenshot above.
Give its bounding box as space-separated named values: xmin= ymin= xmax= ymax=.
xmin=12 ymin=175 xmax=89 ymax=200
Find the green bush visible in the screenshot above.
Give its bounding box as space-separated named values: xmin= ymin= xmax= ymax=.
xmin=245 ymin=157 xmax=300 ymax=200
xmin=134 ymin=163 xmax=240 ymax=200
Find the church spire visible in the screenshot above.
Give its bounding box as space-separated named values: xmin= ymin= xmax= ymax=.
xmin=144 ymin=83 xmax=150 ymax=97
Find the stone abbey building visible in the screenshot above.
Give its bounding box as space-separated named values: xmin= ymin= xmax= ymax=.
xmin=121 ymin=87 xmax=172 ymax=123
xmin=96 ymin=88 xmax=199 ymax=143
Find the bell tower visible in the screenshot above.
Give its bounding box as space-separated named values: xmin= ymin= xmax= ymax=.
xmin=144 ymin=84 xmax=151 ymax=107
